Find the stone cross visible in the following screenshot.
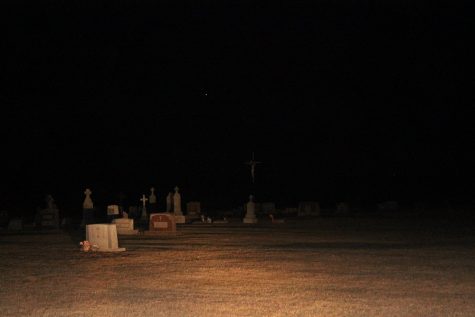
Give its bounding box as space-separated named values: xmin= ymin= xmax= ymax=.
xmin=173 ymin=186 xmax=182 ymax=215
xmin=140 ymin=194 xmax=148 ymax=220
xmin=83 ymin=188 xmax=93 ymax=209
xmin=140 ymin=194 xmax=148 ymax=207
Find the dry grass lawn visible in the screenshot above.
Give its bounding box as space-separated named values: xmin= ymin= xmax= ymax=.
xmin=1 ymin=216 xmax=475 ymax=316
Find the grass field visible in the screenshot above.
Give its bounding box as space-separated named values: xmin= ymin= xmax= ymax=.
xmin=1 ymin=215 xmax=474 ymax=316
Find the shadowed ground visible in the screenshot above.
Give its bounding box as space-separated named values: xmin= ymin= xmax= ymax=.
xmin=1 ymin=216 xmax=474 ymax=316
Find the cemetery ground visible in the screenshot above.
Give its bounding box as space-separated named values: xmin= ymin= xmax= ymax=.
xmin=1 ymin=214 xmax=475 ymax=316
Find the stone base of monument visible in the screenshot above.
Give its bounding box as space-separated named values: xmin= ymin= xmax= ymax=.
xmin=112 ymin=218 xmax=139 ymax=235
xmin=243 ymin=217 xmax=258 ymax=224
xmin=144 ymin=213 xmax=176 ymax=234
xmin=86 ymin=224 xmax=126 ymax=252
xmin=174 ymin=215 xmax=186 ymax=224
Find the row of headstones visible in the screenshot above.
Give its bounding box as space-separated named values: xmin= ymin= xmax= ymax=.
xmin=83 ymin=186 xmax=204 ymax=235
xmin=83 ymin=197 xmax=320 ymax=252
xmin=83 ymin=186 xmax=198 ymax=223
xmin=243 ymin=200 xmax=351 ymax=218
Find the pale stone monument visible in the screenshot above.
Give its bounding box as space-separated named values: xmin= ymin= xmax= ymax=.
xmin=82 ymin=188 xmax=95 ymax=225
xmin=85 ymin=224 xmax=125 ymax=252
xmin=112 ymin=218 xmax=138 ymax=235
xmin=243 ymin=195 xmax=258 ymax=223
xmin=149 ymin=187 xmax=158 ymax=212
xmin=166 ymin=192 xmax=173 ymax=212
xmin=173 ymin=186 xmax=185 ymax=223
xmin=145 ymin=213 xmax=177 ymax=234
xmin=83 ymin=188 xmax=93 ymax=209
xmin=140 ymin=194 xmax=148 ymax=221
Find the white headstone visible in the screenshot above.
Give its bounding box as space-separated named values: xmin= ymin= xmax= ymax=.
xmin=112 ymin=218 xmax=138 ymax=235
xmin=243 ymin=195 xmax=258 ymax=223
xmin=85 ymin=224 xmax=125 ymax=252
xmin=83 ymin=188 xmax=94 ymax=209
xmin=166 ymin=192 xmax=173 ymax=212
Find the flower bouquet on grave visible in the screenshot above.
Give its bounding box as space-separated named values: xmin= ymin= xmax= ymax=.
xmin=79 ymin=240 xmax=99 ymax=252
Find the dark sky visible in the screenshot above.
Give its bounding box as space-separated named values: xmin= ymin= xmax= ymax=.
xmin=1 ymin=0 xmax=474 ymax=213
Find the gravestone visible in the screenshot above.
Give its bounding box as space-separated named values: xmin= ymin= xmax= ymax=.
xmin=149 ymin=187 xmax=158 ymax=212
xmin=83 ymin=188 xmax=94 ymax=209
xmin=107 ymin=205 xmax=120 ymax=217
xmin=336 ymin=202 xmax=350 ymax=215
xmin=173 ymin=186 xmax=185 ymax=224
xmin=186 ymin=201 xmax=201 ymax=221
xmin=261 ymin=202 xmax=276 ymax=215
xmin=298 ymin=202 xmax=320 ymax=216
xmin=85 ymin=224 xmax=125 ymax=252
xmin=112 ymin=218 xmax=138 ymax=235
xmin=8 ymin=218 xmax=22 ymax=231
xmin=145 ymin=213 xmax=176 ymax=234
xmin=36 ymin=195 xmax=60 ymax=229
xmin=166 ymin=192 xmax=173 ymax=212
xmin=140 ymin=194 xmax=148 ymax=221
xmin=243 ymin=195 xmax=258 ymax=223
xmin=128 ymin=206 xmax=139 ymax=219
xmin=82 ymin=188 xmax=95 ymax=225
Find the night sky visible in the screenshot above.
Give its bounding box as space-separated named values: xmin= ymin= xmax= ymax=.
xmin=1 ymin=0 xmax=474 ymax=214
